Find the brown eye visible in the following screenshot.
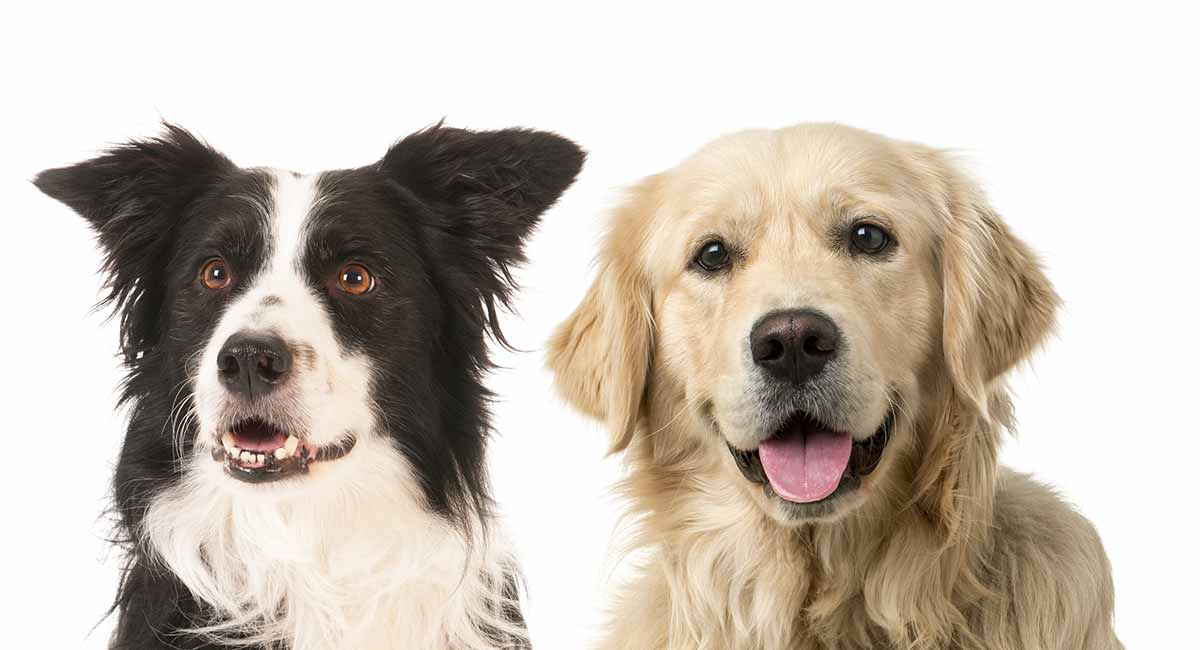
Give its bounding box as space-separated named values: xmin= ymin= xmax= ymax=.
xmin=337 ymin=263 xmax=374 ymax=295
xmin=849 ymin=222 xmax=894 ymax=256
xmin=693 ymin=240 xmax=732 ymax=273
xmin=200 ymin=258 xmax=232 ymax=290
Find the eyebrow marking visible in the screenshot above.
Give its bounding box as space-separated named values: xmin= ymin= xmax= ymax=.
xmin=261 ymin=295 xmax=282 ymax=307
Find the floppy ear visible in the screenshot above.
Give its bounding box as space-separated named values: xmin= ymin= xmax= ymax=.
xmin=547 ymin=177 xmax=659 ymax=453
xmin=34 ymin=124 xmax=233 ymax=360
xmin=939 ymin=165 xmax=1060 ymax=417
xmin=912 ymin=155 xmax=1060 ymax=542
xmin=380 ymin=124 xmax=584 ymax=337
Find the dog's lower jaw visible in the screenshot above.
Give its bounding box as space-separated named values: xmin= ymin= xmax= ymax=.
xmin=140 ymin=442 xmax=527 ymax=650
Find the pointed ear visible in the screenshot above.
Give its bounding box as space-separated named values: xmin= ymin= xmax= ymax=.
xmin=380 ymin=123 xmax=584 ymax=265
xmin=381 ymin=124 xmax=585 ymax=341
xmin=938 ymin=158 xmax=1060 ymax=417
xmin=35 ymin=123 xmax=232 ymax=236
xmin=547 ymin=177 xmax=659 ymax=453
xmin=34 ymin=123 xmax=233 ymax=358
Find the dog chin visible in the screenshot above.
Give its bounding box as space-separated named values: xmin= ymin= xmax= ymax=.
xmin=757 ymin=477 xmax=871 ymax=525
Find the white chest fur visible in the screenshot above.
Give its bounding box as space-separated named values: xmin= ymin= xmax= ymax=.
xmin=142 ymin=445 xmax=523 ymax=649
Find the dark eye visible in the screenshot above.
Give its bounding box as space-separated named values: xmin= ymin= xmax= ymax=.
xmin=337 ymin=263 xmax=374 ymax=295
xmin=200 ymin=258 xmax=232 ymax=290
xmin=694 ymin=240 xmax=732 ymax=272
xmin=849 ymin=223 xmax=893 ymax=256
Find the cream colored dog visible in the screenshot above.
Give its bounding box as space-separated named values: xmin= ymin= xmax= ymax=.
xmin=549 ymin=124 xmax=1121 ymax=649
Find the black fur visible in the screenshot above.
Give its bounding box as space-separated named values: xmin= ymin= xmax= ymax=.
xmin=36 ymin=123 xmax=584 ymax=648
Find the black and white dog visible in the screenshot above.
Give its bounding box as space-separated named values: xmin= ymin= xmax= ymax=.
xmin=37 ymin=123 xmax=583 ymax=649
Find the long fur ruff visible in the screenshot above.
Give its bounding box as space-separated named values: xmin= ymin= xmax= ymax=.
xmin=143 ymin=444 xmax=527 ymax=649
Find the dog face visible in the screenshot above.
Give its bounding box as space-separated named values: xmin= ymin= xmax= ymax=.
xmin=550 ymin=123 xmax=1056 ymax=526
xmin=38 ymin=124 xmax=583 ymax=520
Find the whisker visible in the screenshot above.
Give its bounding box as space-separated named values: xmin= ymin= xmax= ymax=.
xmin=643 ymin=392 xmax=706 ymax=440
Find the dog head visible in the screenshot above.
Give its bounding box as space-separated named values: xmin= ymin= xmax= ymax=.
xmin=549 ymin=123 xmax=1056 ymax=527
xmin=38 ymin=124 xmax=583 ymax=521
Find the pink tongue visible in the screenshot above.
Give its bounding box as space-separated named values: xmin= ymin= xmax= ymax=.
xmin=230 ymin=431 xmax=287 ymax=452
xmin=758 ymin=425 xmax=853 ymax=503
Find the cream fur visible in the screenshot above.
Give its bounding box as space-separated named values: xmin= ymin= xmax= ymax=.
xmin=549 ymin=124 xmax=1121 ymax=650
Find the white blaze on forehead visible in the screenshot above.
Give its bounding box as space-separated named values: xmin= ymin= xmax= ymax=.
xmin=267 ymin=170 xmax=319 ymax=276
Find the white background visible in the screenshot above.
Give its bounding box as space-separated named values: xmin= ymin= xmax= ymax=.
xmin=1 ymin=2 xmax=1197 ymax=647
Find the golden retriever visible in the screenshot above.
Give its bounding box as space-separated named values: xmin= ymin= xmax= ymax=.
xmin=548 ymin=124 xmax=1121 ymax=649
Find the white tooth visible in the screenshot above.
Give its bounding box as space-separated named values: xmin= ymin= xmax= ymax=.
xmin=221 ymin=433 xmax=236 ymax=451
xmin=229 ymin=446 xmax=241 ymax=458
xmin=256 ymin=453 xmax=266 ymax=464
xmin=284 ymin=436 xmax=299 ymax=455
xmin=274 ymin=448 xmax=289 ymax=460
xmin=240 ymin=451 xmax=254 ymax=463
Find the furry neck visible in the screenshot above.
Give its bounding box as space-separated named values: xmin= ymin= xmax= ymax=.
xmin=141 ymin=441 xmax=525 ymax=650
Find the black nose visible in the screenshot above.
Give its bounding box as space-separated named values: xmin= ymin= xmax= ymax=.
xmin=750 ymin=309 xmax=841 ymax=385
xmin=217 ymin=332 xmax=293 ymax=399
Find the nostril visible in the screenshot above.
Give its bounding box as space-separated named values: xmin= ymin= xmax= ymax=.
xmin=761 ymin=338 xmax=786 ymax=362
xmin=802 ymin=334 xmax=835 ymax=357
xmin=257 ymin=352 xmax=289 ymax=382
xmin=218 ymin=353 xmax=240 ymax=377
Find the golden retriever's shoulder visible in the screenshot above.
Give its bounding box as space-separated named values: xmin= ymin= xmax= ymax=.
xmin=986 ymin=470 xmax=1120 ymax=649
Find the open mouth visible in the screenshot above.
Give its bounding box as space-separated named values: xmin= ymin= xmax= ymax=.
xmin=729 ymin=408 xmax=894 ymax=506
xmin=208 ymin=418 xmax=357 ymax=484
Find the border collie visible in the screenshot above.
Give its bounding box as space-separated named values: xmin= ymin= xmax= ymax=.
xmin=36 ymin=123 xmax=583 ymax=649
